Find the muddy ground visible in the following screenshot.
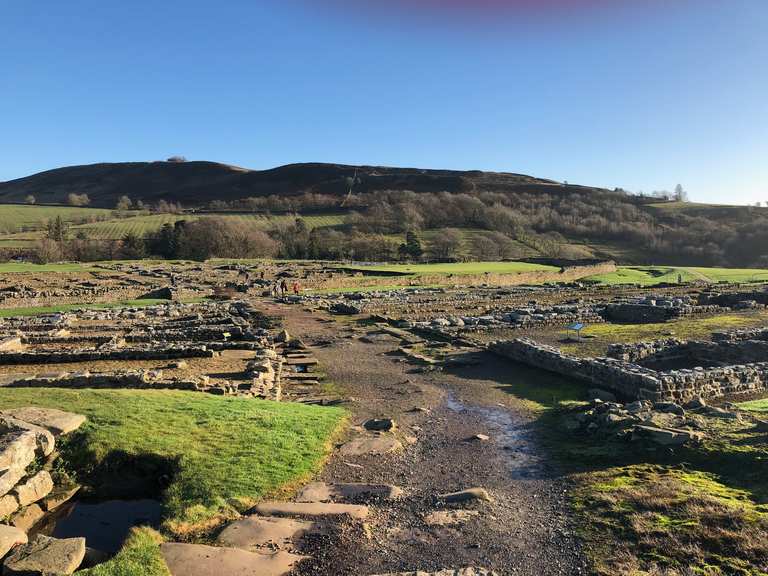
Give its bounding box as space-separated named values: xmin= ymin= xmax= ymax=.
xmin=262 ymin=302 xmax=587 ymax=576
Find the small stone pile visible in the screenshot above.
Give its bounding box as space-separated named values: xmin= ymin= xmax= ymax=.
xmin=0 ymin=407 xmax=89 ymax=575
xmin=563 ymin=397 xmax=709 ymax=447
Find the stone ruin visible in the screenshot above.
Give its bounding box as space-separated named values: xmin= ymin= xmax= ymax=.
xmin=490 ymin=330 xmax=768 ymax=403
xmin=0 ymin=407 xmax=91 ymax=573
xmin=0 ymin=301 xmax=286 ymax=400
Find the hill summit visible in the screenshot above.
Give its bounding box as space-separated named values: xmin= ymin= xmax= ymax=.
xmin=0 ymin=160 xmax=577 ymax=208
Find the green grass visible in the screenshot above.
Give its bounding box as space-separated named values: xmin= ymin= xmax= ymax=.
xmin=0 ymin=298 xmax=207 ymax=318
xmin=76 ymin=528 xmax=169 ymax=576
xmin=0 ymin=212 xmax=347 ymax=245
xmin=585 ymin=265 xmax=768 ymax=286
xmin=739 ymin=398 xmax=768 ymax=412
xmin=341 ymin=261 xmax=558 ymax=276
xmin=0 ymin=389 xmax=345 ymax=534
xmin=559 ymin=310 xmax=768 ymax=356
xmin=0 ymin=205 xmax=115 ymax=234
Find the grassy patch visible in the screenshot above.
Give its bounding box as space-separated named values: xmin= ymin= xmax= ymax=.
xmin=585 ymin=265 xmax=768 ymax=286
xmin=0 ymin=389 xmax=345 ymax=535
xmin=574 ymin=465 xmax=768 ymax=575
xmin=558 ymin=310 xmax=768 ymax=356
xmin=76 ymin=527 xmax=169 ymax=576
xmin=0 ymin=298 xmax=207 ymax=318
xmin=739 ymin=398 xmax=768 ymax=413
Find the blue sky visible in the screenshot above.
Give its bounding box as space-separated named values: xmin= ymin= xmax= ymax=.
xmin=1 ymin=0 xmax=766 ymax=204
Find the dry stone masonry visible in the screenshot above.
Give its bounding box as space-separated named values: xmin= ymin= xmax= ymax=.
xmin=491 ymin=334 xmax=768 ymax=403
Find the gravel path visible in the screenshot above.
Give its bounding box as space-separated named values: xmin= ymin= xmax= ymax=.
xmin=268 ymin=303 xmax=586 ymax=576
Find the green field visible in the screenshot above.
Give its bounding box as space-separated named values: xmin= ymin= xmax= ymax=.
xmin=342 ymin=261 xmax=558 ymax=276
xmin=585 ymin=265 xmax=768 ymax=286
xmin=0 ymin=388 xmax=344 ymax=534
xmin=0 ymin=209 xmax=347 ymax=245
xmin=0 ymin=205 xmax=114 ymax=235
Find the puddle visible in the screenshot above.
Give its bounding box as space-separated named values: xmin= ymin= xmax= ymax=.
xmin=446 ymin=393 xmax=545 ymax=479
xmin=34 ymin=499 xmax=162 ymax=554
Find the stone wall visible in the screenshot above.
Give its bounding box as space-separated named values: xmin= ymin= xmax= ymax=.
xmin=491 ymin=337 xmax=768 ymax=403
xmin=489 ymin=338 xmax=663 ymax=401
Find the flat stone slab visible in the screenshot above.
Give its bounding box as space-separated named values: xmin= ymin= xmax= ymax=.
xmin=0 ymin=416 xmax=55 ymax=457
xmin=1 ymin=408 xmax=86 ymax=436
xmin=11 ymin=503 xmax=45 ymax=532
xmin=161 ymin=543 xmax=304 ymax=576
xmin=253 ymin=501 xmax=369 ymax=520
xmin=3 ymin=534 xmax=85 ymax=575
xmin=0 ymin=524 xmax=27 ymax=560
xmin=423 ymin=510 xmax=480 ymax=526
xmin=296 ymin=482 xmax=403 ymax=503
xmin=370 ymin=569 xmax=498 ymax=576
xmin=339 ymin=436 xmax=403 ymax=457
xmin=217 ymin=516 xmax=316 ymax=552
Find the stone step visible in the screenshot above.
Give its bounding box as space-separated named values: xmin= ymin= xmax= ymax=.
xmin=216 ymin=516 xmax=318 ymax=553
xmin=253 ymin=501 xmax=369 ymax=520
xmin=339 ymin=436 xmax=403 ymax=457
xmin=296 ymin=482 xmax=402 ymax=503
xmin=161 ymin=543 xmax=304 ymax=576
xmin=283 ymin=357 xmax=318 ymax=365
xmin=3 ymin=534 xmax=86 ymax=576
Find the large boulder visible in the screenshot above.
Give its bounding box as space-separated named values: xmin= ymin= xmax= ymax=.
xmin=0 ymin=408 xmax=86 ymax=436
xmin=3 ymin=535 xmax=85 ymax=575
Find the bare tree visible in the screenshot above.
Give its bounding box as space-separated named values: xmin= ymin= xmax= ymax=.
xmin=24 ymin=194 xmax=36 ymax=205
xmin=67 ymin=193 xmax=90 ymax=206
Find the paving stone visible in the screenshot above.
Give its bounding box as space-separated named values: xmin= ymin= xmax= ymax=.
xmin=3 ymin=535 xmax=85 ymax=575
xmin=423 ymin=510 xmax=480 ymax=526
xmin=253 ymin=501 xmax=369 ymax=520
xmin=0 ymin=524 xmax=27 ymax=559
xmin=1 ymin=408 xmax=86 ymax=436
xmin=339 ymin=437 xmax=403 ymax=456
xmin=296 ymin=482 xmax=402 ymax=503
xmin=161 ymin=542 xmax=304 ymax=576
xmin=216 ymin=516 xmax=316 ymax=552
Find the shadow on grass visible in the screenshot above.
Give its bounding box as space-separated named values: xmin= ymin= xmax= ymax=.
xmin=60 ymin=431 xmax=180 ymax=504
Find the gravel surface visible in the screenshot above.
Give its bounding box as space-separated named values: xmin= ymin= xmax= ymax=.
xmin=265 ymin=303 xmax=587 ymax=576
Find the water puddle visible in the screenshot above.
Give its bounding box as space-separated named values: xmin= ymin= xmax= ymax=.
xmin=34 ymin=499 xmax=162 ymax=554
xmin=446 ymin=393 xmax=545 ymax=479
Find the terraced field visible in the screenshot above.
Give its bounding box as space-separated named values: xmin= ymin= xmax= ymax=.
xmin=0 ymin=207 xmax=347 ymax=245
xmin=0 ymin=205 xmax=114 ymax=234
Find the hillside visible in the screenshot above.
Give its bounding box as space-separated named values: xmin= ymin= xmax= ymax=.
xmin=0 ymin=161 xmax=567 ymax=208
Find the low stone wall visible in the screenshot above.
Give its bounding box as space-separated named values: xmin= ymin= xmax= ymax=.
xmin=489 ymin=338 xmax=663 ymax=401
xmin=491 ymin=337 xmax=768 ymax=403
xmin=0 ymin=345 xmax=215 ymax=365
xmin=712 ymin=327 xmax=768 ymax=342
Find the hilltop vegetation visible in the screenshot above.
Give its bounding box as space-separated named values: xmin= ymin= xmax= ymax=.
xmin=1 ymin=161 xmax=768 ymax=267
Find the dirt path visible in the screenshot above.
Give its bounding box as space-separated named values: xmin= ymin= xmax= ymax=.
xmin=267 ymin=302 xmax=586 ymax=576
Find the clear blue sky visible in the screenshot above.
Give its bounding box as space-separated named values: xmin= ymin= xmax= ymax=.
xmin=2 ymin=0 xmax=766 ymax=204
